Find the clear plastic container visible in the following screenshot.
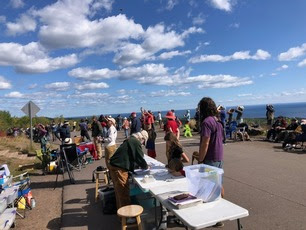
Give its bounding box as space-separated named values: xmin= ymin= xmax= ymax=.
xmin=184 ymin=164 xmax=224 ymax=202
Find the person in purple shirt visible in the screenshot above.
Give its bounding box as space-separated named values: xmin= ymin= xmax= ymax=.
xmin=198 ymin=97 xmax=225 ymax=228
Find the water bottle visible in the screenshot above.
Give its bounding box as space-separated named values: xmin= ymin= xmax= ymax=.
xmin=31 ymin=198 xmax=36 ymax=208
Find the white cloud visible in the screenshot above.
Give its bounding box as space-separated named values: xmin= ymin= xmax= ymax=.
xmin=298 ymin=58 xmax=306 ymax=67
xmin=270 ymin=73 xmax=277 ymax=76
xmin=4 ymin=91 xmax=24 ymax=98
xmin=192 ymin=13 xmax=205 ymax=25
xmin=45 ymin=82 xmax=70 ymax=91
xmin=278 ymin=43 xmax=306 ymax=61
xmin=33 ymin=0 xmax=143 ymax=49
xmin=229 ymin=23 xmax=240 ymax=28
xmin=165 ymin=0 xmax=179 ymax=10
xmin=68 ymin=92 xmax=109 ymax=99
xmin=75 ymin=82 xmax=109 ymax=90
xmin=10 ymin=0 xmax=25 ymax=9
xmin=91 ymin=0 xmax=114 ymax=12
xmin=68 ymin=67 xmax=118 ymax=80
xmin=208 ymin=0 xmax=233 ymax=12
xmin=6 ymin=14 xmax=36 ymax=36
xmin=238 ymin=93 xmax=252 ymax=97
xmin=0 ymin=42 xmax=79 ymax=73
xmin=0 ymin=76 xmax=12 ymax=89
xmin=150 ymin=90 xmax=191 ymax=97
xmin=158 ymin=50 xmax=191 ymax=60
xmin=114 ymin=24 xmax=203 ymax=66
xmin=276 ymin=64 xmax=288 ymax=71
xmin=189 ymin=49 xmax=271 ymax=63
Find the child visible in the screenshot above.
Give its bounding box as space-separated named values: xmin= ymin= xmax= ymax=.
xmin=168 ymin=158 xmax=185 ymax=177
xmin=183 ymin=122 xmax=192 ymax=137
xmin=164 ymin=132 xmax=189 ymax=163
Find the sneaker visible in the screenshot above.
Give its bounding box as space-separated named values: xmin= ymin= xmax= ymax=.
xmin=126 ymin=217 xmax=136 ymax=224
xmin=213 ymin=222 xmax=224 ymax=228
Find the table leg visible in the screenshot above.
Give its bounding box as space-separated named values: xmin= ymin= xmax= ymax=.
xmin=154 ymin=197 xmax=157 ymax=228
xmin=95 ymin=173 xmax=99 ymax=202
xmin=237 ymin=219 xmax=242 ymax=230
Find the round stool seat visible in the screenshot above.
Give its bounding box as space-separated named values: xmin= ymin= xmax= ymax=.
xmin=117 ymin=205 xmax=143 ymax=218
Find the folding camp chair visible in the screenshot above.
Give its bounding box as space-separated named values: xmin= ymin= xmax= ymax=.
xmin=60 ymin=144 xmax=88 ymax=171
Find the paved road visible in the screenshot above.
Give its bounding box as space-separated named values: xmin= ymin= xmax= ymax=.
xmin=61 ymin=129 xmax=306 ymax=230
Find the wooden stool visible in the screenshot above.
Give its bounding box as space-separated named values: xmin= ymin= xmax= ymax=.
xmin=117 ymin=205 xmax=143 ymax=230
xmin=95 ymin=169 xmax=109 ymax=202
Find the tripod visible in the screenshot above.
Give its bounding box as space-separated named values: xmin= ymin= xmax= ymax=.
xmin=54 ymin=147 xmax=75 ymax=189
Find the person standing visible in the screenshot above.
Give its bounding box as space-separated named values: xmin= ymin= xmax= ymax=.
xmin=79 ymin=118 xmax=91 ymax=141
xmin=57 ymin=121 xmax=71 ymax=144
xmin=164 ymin=111 xmax=180 ymax=160
xmin=198 ymin=97 xmax=225 ymax=228
xmin=184 ymin=110 xmax=191 ymax=122
xmin=103 ymin=117 xmax=117 ymax=169
xmin=157 ymin=111 xmax=163 ymax=129
xmin=266 ymin=104 xmax=275 ymax=130
xmin=109 ymin=131 xmax=148 ymax=210
xmin=91 ymin=116 xmax=103 ymax=160
xmin=72 ymin=121 xmax=77 ymax=132
xmin=130 ymin=112 xmax=141 ymax=134
xmin=122 ymin=117 xmax=130 ymax=138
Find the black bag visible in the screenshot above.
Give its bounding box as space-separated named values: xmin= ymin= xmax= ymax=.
xmin=102 ymin=195 xmax=117 ymax=215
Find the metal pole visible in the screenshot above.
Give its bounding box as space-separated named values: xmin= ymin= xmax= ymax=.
xmin=29 ymin=103 xmax=33 ymax=149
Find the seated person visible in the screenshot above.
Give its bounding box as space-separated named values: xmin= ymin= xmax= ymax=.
xmin=167 ymin=158 xmax=185 ymax=177
xmin=266 ymin=116 xmax=287 ymax=141
xmin=275 ymin=118 xmax=299 ymax=142
xmin=164 ymin=132 xmax=189 ymax=163
xmin=282 ymin=122 xmax=306 ymax=148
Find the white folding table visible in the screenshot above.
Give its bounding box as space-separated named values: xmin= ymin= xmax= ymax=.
xmin=132 ymin=155 xmax=249 ymax=229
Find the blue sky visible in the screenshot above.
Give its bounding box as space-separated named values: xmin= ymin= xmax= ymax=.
xmin=0 ymin=0 xmax=306 ymax=117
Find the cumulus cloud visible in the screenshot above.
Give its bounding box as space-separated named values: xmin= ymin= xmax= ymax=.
xmin=165 ymin=0 xmax=179 ymax=10
xmin=158 ymin=50 xmax=191 ymax=60
xmin=192 ymin=13 xmax=205 ymax=25
xmin=4 ymin=91 xmax=24 ymax=98
xmin=298 ymin=58 xmax=306 ymax=67
xmin=68 ymin=92 xmax=109 ymax=99
xmin=70 ymin=63 xmax=252 ymax=88
xmin=28 ymin=83 xmax=38 ymax=89
xmin=208 ymin=0 xmax=233 ymax=12
xmin=33 ymin=0 xmax=143 ymax=49
xmin=278 ymin=43 xmax=306 ymax=61
xmin=229 ymin=23 xmax=240 ymax=28
xmin=150 ymin=90 xmax=191 ymax=97
xmin=45 ymin=82 xmax=70 ymax=91
xmin=189 ymin=49 xmax=271 ymax=63
xmin=75 ymin=82 xmax=109 ymax=90
xmin=276 ymin=64 xmax=288 ymax=71
xmin=0 ymin=76 xmax=12 ymax=89
xmin=10 ymin=0 xmax=25 ymax=9
xmin=0 ymin=42 xmax=79 ymax=73
xmin=114 ymin=24 xmax=203 ymax=66
xmin=6 ymin=14 xmax=36 ymax=36
xmin=68 ymin=67 xmax=118 ymax=80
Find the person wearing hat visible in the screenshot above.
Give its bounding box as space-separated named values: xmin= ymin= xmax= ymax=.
xmin=91 ymin=116 xmax=103 ymax=159
xmin=122 ymin=117 xmax=130 ymax=138
xmin=109 ymin=130 xmax=149 ymax=210
xmin=102 ymin=117 xmax=117 ymax=168
xmin=235 ymin=106 xmax=244 ymax=124
xmin=57 ymin=120 xmax=71 ymax=144
xmin=130 ymin=112 xmax=141 ymax=134
xmin=164 ymin=111 xmax=180 ymax=160
xmin=275 ymin=118 xmax=299 ymax=142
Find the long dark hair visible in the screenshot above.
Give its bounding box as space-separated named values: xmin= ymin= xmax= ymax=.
xmin=197 ymin=97 xmax=218 ymax=123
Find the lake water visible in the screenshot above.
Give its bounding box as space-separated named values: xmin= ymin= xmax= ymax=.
xmin=110 ymin=102 xmax=306 ymax=119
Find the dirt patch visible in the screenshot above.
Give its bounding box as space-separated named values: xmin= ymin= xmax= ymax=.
xmin=14 ymin=173 xmax=63 ymax=230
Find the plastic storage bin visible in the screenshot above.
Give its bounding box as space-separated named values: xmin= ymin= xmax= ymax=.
xmin=0 ymin=186 xmax=19 ymax=205
xmin=0 ymin=208 xmax=16 ymax=230
xmin=0 ymin=198 xmax=7 ymax=214
xmin=184 ymin=164 xmax=224 ymax=203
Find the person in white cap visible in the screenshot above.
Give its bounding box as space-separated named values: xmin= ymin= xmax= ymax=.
xmin=102 ymin=117 xmax=117 ymax=169
xmin=109 ymin=130 xmax=149 ymax=210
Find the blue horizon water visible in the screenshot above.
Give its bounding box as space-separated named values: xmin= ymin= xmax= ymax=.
xmin=70 ymin=102 xmax=306 ymax=120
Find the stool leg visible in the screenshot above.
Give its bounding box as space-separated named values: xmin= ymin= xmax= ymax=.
xmin=95 ymin=173 xmax=99 ymax=202
xmin=104 ymin=171 xmax=109 ymax=185
xmin=136 ymin=215 xmax=142 ymax=230
xmin=122 ymin=217 xmax=127 ymax=230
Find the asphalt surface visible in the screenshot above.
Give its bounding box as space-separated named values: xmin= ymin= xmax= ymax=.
xmin=60 ymin=129 xmax=306 ymax=230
